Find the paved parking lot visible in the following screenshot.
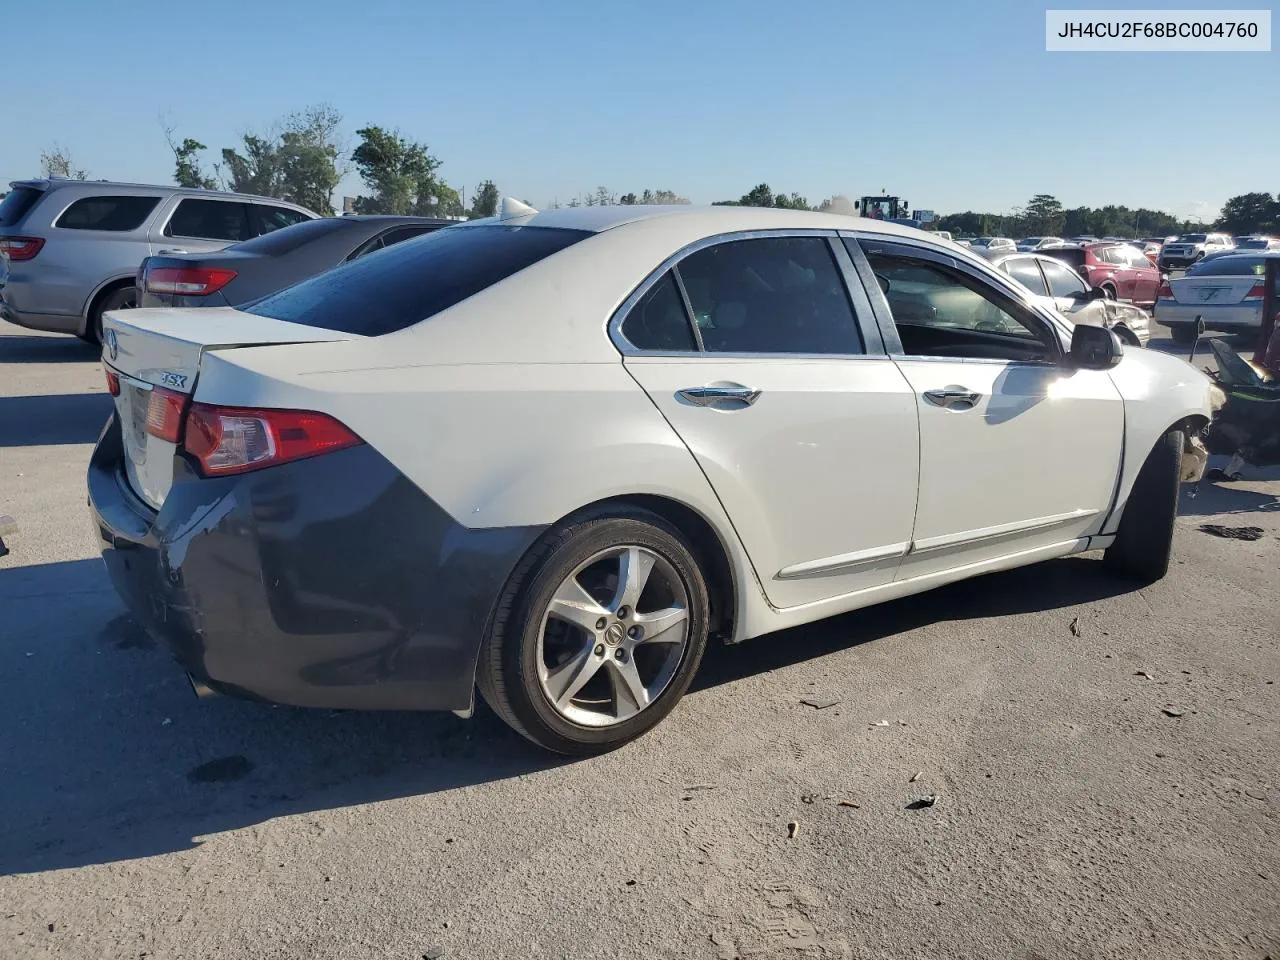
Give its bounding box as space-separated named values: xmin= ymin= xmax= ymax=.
xmin=1 ymin=317 xmax=1277 ymax=959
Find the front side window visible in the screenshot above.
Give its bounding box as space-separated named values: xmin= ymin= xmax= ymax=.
xmin=55 ymin=195 xmax=160 ymax=231
xmin=861 ymin=248 xmax=1055 ymax=362
xmin=1041 ymin=259 xmax=1089 ymax=297
xmin=674 ymin=236 xmax=862 ymax=354
xmin=1003 ymin=257 xmax=1048 ymax=296
xmin=619 ymin=272 xmax=697 ymax=352
xmin=166 ymin=199 xmax=252 ymax=241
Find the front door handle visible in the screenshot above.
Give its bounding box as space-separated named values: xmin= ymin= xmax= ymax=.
xmin=156 ymin=248 xmax=187 ymax=255
xmin=677 ymin=384 xmax=761 ymax=407
xmin=923 ymin=386 xmax=982 ymax=410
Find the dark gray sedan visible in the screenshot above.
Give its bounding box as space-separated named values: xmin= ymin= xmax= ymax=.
xmin=137 ymin=215 xmax=454 ymax=308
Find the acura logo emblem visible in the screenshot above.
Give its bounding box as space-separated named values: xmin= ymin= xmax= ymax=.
xmin=104 ymin=328 xmax=118 ymax=361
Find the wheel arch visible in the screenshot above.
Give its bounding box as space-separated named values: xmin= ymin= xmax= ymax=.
xmin=82 ymin=274 xmax=138 ymax=335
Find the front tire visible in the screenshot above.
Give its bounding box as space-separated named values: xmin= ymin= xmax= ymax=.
xmin=1104 ymin=429 xmax=1182 ymax=583
xmin=478 ymin=506 xmax=710 ymax=755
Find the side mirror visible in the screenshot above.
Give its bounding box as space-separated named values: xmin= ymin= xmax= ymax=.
xmin=1069 ymin=324 xmax=1123 ymax=370
xmin=1085 ymin=286 xmax=1109 ymax=301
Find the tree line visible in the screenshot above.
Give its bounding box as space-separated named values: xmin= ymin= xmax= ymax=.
xmin=14 ymin=124 xmax=1280 ymax=237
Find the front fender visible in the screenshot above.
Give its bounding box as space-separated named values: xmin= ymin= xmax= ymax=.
xmin=1102 ymin=349 xmax=1215 ymax=534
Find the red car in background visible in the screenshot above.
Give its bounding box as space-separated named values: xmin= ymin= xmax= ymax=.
xmin=1039 ymin=242 xmax=1162 ymax=308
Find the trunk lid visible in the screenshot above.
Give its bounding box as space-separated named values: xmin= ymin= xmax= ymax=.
xmin=101 ymin=306 xmax=355 ymax=509
xmin=1168 ymin=275 xmax=1260 ymax=305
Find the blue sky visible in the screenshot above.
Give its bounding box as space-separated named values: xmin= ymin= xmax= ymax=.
xmin=3 ymin=0 xmax=1275 ymax=219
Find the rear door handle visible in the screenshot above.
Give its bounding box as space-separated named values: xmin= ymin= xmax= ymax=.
xmin=677 ymin=384 xmax=761 ymax=407
xmin=156 ymin=248 xmax=187 ymax=255
xmin=923 ymin=386 xmax=982 ymax=410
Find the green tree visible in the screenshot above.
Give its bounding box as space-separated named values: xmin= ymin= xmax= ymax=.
xmin=619 ymin=192 xmax=638 ymax=205
xmin=773 ymin=192 xmax=810 ymax=210
xmin=741 ymin=183 xmax=775 ymax=207
xmin=350 ymin=125 xmax=454 ymax=215
xmin=167 ymin=133 xmax=217 ymax=190
xmin=1215 ymin=191 xmax=1279 ymax=235
xmin=1022 ymin=194 xmax=1065 ymax=235
xmin=277 ymin=105 xmax=343 ymax=214
xmin=40 ymin=144 xmax=87 ymax=180
xmin=221 ymin=134 xmax=283 ymax=197
xmin=468 ymin=180 xmax=500 ymax=218
xmin=648 ymin=189 xmax=689 ymax=204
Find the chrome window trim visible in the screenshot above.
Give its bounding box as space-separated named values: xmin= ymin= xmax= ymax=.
xmin=607 ymin=228 xmax=883 ymax=359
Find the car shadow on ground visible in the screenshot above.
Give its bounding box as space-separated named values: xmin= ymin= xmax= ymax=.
xmin=695 ymin=554 xmax=1133 ymax=692
xmin=0 ymin=334 xmax=100 ymax=364
xmin=0 ymin=551 xmax=1145 ymax=876
xmin=0 ymin=393 xmax=113 ymax=446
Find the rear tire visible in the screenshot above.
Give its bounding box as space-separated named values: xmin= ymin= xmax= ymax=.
xmin=1104 ymin=429 xmax=1182 ymax=584
xmin=477 ymin=505 xmax=710 ymax=755
xmin=81 ymin=285 xmax=137 ymax=345
xmin=1168 ymin=323 xmax=1196 ymax=345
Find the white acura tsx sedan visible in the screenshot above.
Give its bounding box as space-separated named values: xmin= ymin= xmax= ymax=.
xmin=90 ymin=201 xmax=1215 ymax=754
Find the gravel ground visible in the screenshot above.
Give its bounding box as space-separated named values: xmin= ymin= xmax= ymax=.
xmin=1 ymin=318 xmax=1277 ymax=960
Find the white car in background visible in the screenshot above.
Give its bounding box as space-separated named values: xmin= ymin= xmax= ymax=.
xmin=1016 ymin=236 xmax=1065 ymax=252
xmin=970 ymin=236 xmax=1017 ymax=253
xmin=1155 ymin=251 xmax=1280 ymax=341
xmin=89 ymin=203 xmax=1215 ymax=754
xmin=988 ymin=251 xmax=1152 ymax=345
xmin=1159 ymin=232 xmax=1235 ymax=270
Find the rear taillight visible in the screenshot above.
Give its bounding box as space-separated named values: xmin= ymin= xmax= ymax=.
xmin=145 ymin=387 xmax=189 ymax=443
xmin=144 ymin=266 xmax=237 ymax=297
xmin=104 ymin=368 xmax=120 ymax=396
xmin=0 ymin=237 xmax=45 ymax=261
xmin=183 ymin=405 xmax=361 ymax=477
xmin=1244 ymin=280 xmax=1266 ymax=301
xmin=1156 ymin=281 xmax=1173 ymax=299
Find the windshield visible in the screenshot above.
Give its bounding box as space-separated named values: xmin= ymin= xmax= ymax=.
xmin=1236 ymin=239 xmax=1267 ymax=249
xmin=1177 ymin=234 xmax=1207 ymax=243
xmin=245 ymin=225 xmax=592 ymax=336
xmin=1021 ymin=238 xmax=1042 ymax=245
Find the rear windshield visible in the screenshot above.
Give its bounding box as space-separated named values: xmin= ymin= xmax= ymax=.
xmin=245 ymin=225 xmax=592 ymax=336
xmin=56 ymin=195 xmax=161 ymax=231
xmin=1176 ymin=234 xmax=1207 ymax=243
xmin=230 ymin=216 xmax=353 ymax=255
xmin=0 ymin=186 xmax=43 ymax=226
xmin=1186 ymin=256 xmax=1268 ymax=277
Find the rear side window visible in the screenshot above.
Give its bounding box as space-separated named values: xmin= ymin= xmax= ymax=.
xmin=1003 ymin=258 xmax=1047 ymax=296
xmin=1041 ymin=259 xmax=1088 ymax=297
xmin=55 ymin=195 xmax=160 ymax=231
xmin=166 ymin=199 xmax=252 ymax=241
xmin=245 ymin=224 xmax=591 ymax=336
xmin=676 ymin=236 xmax=863 ymax=354
xmin=0 ymin=187 xmax=43 ymax=226
xmin=620 ymin=272 xmax=697 ymax=352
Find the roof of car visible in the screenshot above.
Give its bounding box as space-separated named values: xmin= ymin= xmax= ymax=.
xmin=459 ymin=202 xmax=941 ymax=240
xmin=10 ymin=177 xmax=313 ymax=208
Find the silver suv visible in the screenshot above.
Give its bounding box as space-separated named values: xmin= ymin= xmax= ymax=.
xmin=0 ymin=179 xmax=317 ymax=341
xmin=1158 ymin=232 xmax=1234 ymax=270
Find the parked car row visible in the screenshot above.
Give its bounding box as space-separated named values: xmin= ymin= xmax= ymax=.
xmin=0 ymin=178 xmax=319 ymax=341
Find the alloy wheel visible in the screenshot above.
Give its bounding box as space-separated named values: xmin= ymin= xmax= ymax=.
xmin=536 ymin=544 xmax=689 ymax=727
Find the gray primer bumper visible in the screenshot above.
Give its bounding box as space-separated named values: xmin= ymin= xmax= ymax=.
xmin=87 ymin=416 xmax=545 ymax=711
